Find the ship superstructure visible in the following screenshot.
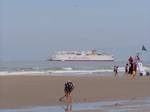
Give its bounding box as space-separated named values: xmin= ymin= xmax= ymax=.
xmin=49 ymin=50 xmax=114 ymax=61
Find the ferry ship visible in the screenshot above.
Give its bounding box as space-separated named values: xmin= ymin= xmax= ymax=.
xmin=48 ymin=50 xmax=114 ymax=61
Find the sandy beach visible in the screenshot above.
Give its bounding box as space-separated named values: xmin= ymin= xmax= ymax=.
xmin=0 ymin=73 xmax=150 ymax=110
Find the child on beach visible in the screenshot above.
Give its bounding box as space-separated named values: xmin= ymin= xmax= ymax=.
xmin=59 ymin=80 xmax=75 ymax=104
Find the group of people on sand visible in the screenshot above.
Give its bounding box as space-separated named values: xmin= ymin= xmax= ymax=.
xmin=113 ymin=55 xmax=140 ymax=80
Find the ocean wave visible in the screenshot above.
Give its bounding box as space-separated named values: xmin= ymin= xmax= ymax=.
xmin=0 ymin=71 xmax=46 ymax=76
xmin=0 ymin=66 xmax=149 ymax=76
xmin=0 ymin=69 xmax=114 ymax=76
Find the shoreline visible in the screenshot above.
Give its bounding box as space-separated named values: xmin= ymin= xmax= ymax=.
xmin=0 ymin=74 xmax=150 ymax=109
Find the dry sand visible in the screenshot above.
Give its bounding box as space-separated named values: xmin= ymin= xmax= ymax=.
xmin=0 ymin=74 xmax=150 ymax=108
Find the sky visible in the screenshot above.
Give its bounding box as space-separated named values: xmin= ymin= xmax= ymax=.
xmin=0 ymin=0 xmax=150 ymax=61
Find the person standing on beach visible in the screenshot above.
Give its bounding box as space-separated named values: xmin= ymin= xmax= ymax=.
xmin=59 ymin=80 xmax=75 ymax=104
xmin=131 ymin=64 xmax=136 ymax=80
xmin=128 ymin=56 xmax=137 ymax=80
xmin=128 ymin=56 xmax=133 ymax=75
xmin=131 ymin=61 xmax=137 ymax=80
xmin=114 ymin=66 xmax=118 ymax=77
xmin=125 ymin=63 xmax=129 ymax=75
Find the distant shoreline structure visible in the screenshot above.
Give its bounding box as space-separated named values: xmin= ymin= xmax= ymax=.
xmin=48 ymin=50 xmax=114 ymax=61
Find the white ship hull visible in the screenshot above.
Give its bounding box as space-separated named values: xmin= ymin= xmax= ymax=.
xmin=49 ymin=50 xmax=114 ymax=61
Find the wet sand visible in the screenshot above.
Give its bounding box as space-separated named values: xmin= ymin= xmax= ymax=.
xmin=73 ymin=110 xmax=104 ymax=112
xmin=0 ymin=74 xmax=150 ymax=109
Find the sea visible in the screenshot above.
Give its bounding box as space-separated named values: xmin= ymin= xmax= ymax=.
xmin=0 ymin=60 xmax=150 ymax=76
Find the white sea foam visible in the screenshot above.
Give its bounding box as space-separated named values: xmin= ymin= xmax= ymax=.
xmin=62 ymin=67 xmax=73 ymax=70
xmin=0 ymin=71 xmax=46 ymax=76
xmin=0 ymin=69 xmax=114 ymax=76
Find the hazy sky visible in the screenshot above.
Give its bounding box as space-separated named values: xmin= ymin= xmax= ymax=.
xmin=1 ymin=0 xmax=150 ymax=61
